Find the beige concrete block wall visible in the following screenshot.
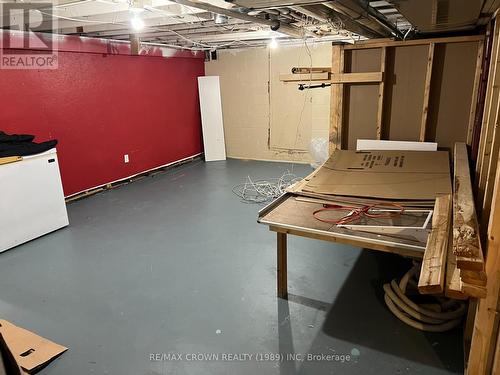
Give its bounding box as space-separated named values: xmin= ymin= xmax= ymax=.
xmin=205 ymin=42 xmax=332 ymax=163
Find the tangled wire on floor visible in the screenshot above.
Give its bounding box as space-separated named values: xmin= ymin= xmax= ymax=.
xmin=384 ymin=265 xmax=467 ymax=332
xmin=232 ymin=170 xmax=302 ymax=204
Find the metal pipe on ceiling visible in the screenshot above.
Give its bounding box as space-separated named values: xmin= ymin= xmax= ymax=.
xmin=169 ymin=0 xmax=311 ymax=38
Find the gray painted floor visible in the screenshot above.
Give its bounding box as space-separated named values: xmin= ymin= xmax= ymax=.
xmin=0 ymin=159 xmax=463 ymax=375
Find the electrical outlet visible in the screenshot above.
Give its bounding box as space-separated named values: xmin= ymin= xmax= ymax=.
xmin=124 ymin=154 xmax=129 ymax=163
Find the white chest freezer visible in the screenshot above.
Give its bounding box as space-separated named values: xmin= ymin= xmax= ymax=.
xmin=0 ymin=148 xmax=69 ymax=253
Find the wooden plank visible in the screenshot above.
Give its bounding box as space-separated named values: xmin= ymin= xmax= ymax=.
xmin=344 ymin=35 xmax=485 ymax=50
xmin=482 ymin=103 xmax=500 ymax=225
xmin=291 ymin=67 xmax=331 ymax=73
xmin=281 ymin=72 xmax=382 ymax=84
xmin=420 ymin=43 xmax=435 ymax=142
xmin=462 ymin=282 xmax=488 ymax=299
xmin=477 ymin=21 xmax=500 ymax=211
xmin=330 ymin=72 xmax=382 ymax=83
xmin=445 ymin=230 xmax=468 ymax=300
xmin=376 ymin=47 xmax=386 ymax=140
xmin=0 ymin=156 xmax=22 ymax=166
xmin=277 ymin=232 xmax=288 ymax=299
xmin=329 ymin=44 xmax=344 ymax=153
xmin=279 ymin=72 xmax=330 ymax=81
xmin=461 ymin=269 xmax=488 ymax=286
xmin=269 ymin=225 xmax=424 ymax=259
xmin=468 ymin=150 xmax=500 ymax=374
xmin=454 ymin=143 xmax=486 ymax=271
xmin=467 ymin=41 xmax=485 ymax=145
xmin=130 ymin=34 xmax=140 ymax=55
xmin=418 ymin=194 xmax=452 ymax=294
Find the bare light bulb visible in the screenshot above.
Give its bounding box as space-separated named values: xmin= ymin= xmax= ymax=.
xmin=269 ymin=37 xmax=278 ymax=49
xmin=131 ymin=16 xmax=144 ymax=31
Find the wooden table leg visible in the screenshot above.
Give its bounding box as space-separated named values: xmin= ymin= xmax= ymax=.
xmin=277 ymin=232 xmax=288 ymax=299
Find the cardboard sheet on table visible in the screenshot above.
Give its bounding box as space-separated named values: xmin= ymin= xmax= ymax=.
xmin=304 ymin=150 xmax=451 ymax=200
xmin=0 ymin=320 xmax=67 ymax=374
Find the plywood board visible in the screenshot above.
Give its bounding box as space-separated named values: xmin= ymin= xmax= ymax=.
xmin=344 ymin=48 xmax=381 ymax=149
xmin=197 ymin=76 xmax=226 ymax=161
xmin=385 ymin=45 xmax=428 ymax=142
xmin=427 ymin=42 xmax=479 ymax=151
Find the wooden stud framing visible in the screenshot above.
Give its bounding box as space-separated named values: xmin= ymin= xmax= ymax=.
xmin=344 ymin=35 xmax=485 ymax=50
xmin=130 ymin=35 xmax=140 ymax=55
xmin=376 ymin=47 xmax=386 ymax=140
xmin=477 ymin=20 xmax=500 ymax=212
xmin=468 ymin=151 xmax=500 ymax=374
xmin=418 ymin=194 xmax=452 ymax=294
xmin=468 ymin=42 xmax=485 ymax=145
xmin=420 ymin=42 xmax=435 ymax=142
xmin=329 ymin=44 xmax=344 ymax=154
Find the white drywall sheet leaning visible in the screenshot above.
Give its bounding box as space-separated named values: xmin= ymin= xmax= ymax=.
xmin=198 ymin=76 xmax=226 ymax=161
xmin=0 ymin=148 xmax=69 ymax=253
xmin=356 ymin=139 xmax=438 ymax=151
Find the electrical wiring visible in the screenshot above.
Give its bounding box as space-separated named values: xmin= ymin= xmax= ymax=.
xmin=312 ymin=202 xmax=405 ymax=225
xmin=232 ymin=170 xmax=301 ymax=204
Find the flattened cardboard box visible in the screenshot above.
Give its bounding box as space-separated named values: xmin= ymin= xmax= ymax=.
xmin=304 ymin=150 xmax=452 ymax=200
xmin=0 ymin=320 xmax=67 ymax=374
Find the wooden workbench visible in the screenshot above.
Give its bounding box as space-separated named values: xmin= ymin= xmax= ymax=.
xmin=258 ymin=193 xmax=427 ymax=299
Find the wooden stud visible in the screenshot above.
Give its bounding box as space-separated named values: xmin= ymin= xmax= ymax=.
xmin=279 ymin=72 xmax=330 ymax=82
xmin=277 ymin=232 xmax=288 ymax=299
xmin=344 ymin=35 xmax=485 ymax=50
xmin=330 ymin=72 xmax=382 ymax=83
xmin=454 ymin=143 xmax=486 ymax=271
xmin=130 ymin=34 xmax=140 ymax=55
xmin=376 ymin=47 xmax=387 ymax=140
xmin=420 ymin=42 xmax=435 ymax=142
xmin=329 ymin=44 xmax=344 ymax=154
xmin=280 ymin=72 xmax=382 ymax=84
xmin=418 ymin=194 xmax=451 ymax=294
xmin=482 ymin=102 xmax=500 ymax=225
xmin=468 ymin=150 xmax=500 ymax=374
xmin=467 ymin=42 xmax=485 ymax=145
xmin=477 ymin=20 xmax=500 ymax=210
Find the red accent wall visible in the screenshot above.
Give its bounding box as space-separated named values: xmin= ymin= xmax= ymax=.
xmin=0 ymin=33 xmax=205 ymax=196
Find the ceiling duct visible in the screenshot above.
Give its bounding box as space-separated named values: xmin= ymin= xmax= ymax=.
xmin=170 ymin=0 xmax=309 ymax=38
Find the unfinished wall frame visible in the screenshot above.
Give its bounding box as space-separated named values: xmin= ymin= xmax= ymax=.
xmin=328 ymin=35 xmax=485 ymax=154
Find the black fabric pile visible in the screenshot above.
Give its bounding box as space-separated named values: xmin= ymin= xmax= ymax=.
xmin=0 ymin=131 xmax=58 ymax=158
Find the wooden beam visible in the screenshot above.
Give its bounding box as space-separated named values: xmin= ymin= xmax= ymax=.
xmin=445 ymin=228 xmax=468 ymax=300
xmin=482 ymin=102 xmax=500 ymax=225
xmin=376 ymin=47 xmax=386 ymax=140
xmin=468 ymin=150 xmax=500 ymax=374
xmin=467 ymin=41 xmax=485 ymax=145
xmin=0 ymin=156 xmax=22 ymax=166
xmin=461 ymin=269 xmax=488 ymax=286
xmin=291 ymin=67 xmax=331 ymax=73
xmin=280 ymin=72 xmax=382 ymax=84
xmin=418 ymin=194 xmax=452 ymax=294
xmin=454 ymin=143 xmax=486 ymax=272
xmin=330 ymin=72 xmax=382 ymax=83
xmin=279 ymin=72 xmax=330 ymax=82
xmin=130 ymin=34 xmax=140 ymax=55
xmin=329 ymin=44 xmax=344 ymax=153
xmin=477 ymin=21 xmax=500 ymax=213
xmin=420 ymin=43 xmax=435 ymax=142
xmin=344 ymin=35 xmax=485 ymax=50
